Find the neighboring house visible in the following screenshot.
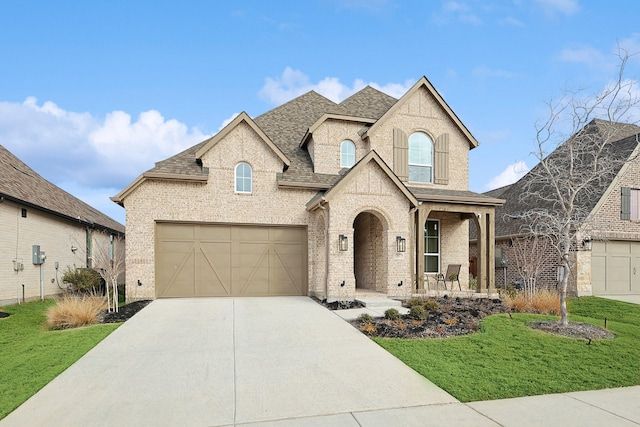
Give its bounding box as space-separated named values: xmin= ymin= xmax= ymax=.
xmin=472 ymin=120 xmax=640 ymax=296
xmin=0 ymin=145 xmax=125 ymax=306
xmin=113 ymin=77 xmax=503 ymax=302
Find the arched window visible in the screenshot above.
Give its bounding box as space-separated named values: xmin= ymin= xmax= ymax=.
xmin=235 ymin=162 xmax=252 ymax=193
xmin=408 ymin=132 xmax=433 ymax=183
xmin=340 ymin=140 xmax=356 ymax=168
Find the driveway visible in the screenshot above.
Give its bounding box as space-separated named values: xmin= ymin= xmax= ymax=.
xmin=1 ymin=297 xmax=492 ymax=426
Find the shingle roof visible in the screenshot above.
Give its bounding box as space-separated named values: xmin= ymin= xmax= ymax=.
xmin=493 ymin=120 xmax=640 ymax=237
xmin=0 ymin=145 xmax=124 ymax=233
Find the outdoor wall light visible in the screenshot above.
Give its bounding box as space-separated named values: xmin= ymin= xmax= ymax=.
xmin=582 ymin=237 xmax=592 ymax=251
xmin=396 ymin=236 xmax=406 ymax=252
xmin=71 ymin=246 xmax=77 ymax=253
xmin=339 ymin=234 xmax=348 ymax=251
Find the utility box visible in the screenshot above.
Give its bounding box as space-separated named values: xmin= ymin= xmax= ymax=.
xmin=32 ymin=245 xmax=46 ymax=265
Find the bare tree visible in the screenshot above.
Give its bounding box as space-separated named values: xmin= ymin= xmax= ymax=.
xmin=519 ymin=50 xmax=640 ymax=325
xmin=91 ymin=231 xmax=125 ymax=313
xmin=510 ymin=236 xmax=555 ymax=298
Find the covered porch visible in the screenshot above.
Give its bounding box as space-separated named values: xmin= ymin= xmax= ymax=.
xmin=411 ymin=195 xmax=502 ymax=295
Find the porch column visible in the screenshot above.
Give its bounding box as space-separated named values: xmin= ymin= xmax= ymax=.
xmin=477 ymin=212 xmax=487 ymax=292
xmin=486 ymin=211 xmax=495 ymax=294
xmin=416 ymin=207 xmax=427 ymax=292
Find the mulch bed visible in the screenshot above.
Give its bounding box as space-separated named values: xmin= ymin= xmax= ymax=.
xmin=100 ymin=300 xmax=152 ymax=323
xmin=0 ymin=312 xmax=9 ymax=319
xmin=320 ymin=296 xmax=614 ymax=340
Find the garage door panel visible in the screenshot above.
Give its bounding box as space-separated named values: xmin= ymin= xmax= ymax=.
xmin=591 ymin=241 xmax=640 ymax=295
xmin=156 ymin=223 xmax=307 ymax=298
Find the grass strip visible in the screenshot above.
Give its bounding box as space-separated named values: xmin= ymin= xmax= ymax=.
xmin=0 ymin=300 xmax=120 ymax=419
xmin=375 ymin=297 xmax=640 ymax=402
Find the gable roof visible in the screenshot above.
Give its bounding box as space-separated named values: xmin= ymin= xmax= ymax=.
xmin=362 ymin=76 xmax=479 ymax=149
xmin=306 ymin=150 xmax=418 ymax=211
xmin=493 ymin=120 xmax=640 ymax=237
xmin=195 ymin=112 xmax=290 ymax=166
xmin=0 ymin=145 xmax=124 ymax=233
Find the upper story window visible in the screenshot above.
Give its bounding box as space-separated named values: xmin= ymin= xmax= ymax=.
xmin=340 ymin=140 xmax=356 ymax=168
xmin=235 ymin=162 xmax=252 ymax=193
xmin=408 ymin=132 xmax=433 ymax=183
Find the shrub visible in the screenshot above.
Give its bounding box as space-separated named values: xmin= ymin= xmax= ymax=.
xmin=408 ymin=305 xmax=426 ymax=320
xmin=61 ymin=267 xmax=102 ymax=294
xmin=46 ymin=295 xmax=107 ymax=329
xmin=384 ymin=308 xmax=400 ymax=320
xmin=361 ymin=323 xmax=377 ymax=335
xmin=425 ymin=300 xmax=440 ymax=311
xmin=358 ymin=313 xmax=373 ymax=324
xmin=407 ymin=297 xmax=425 ymax=308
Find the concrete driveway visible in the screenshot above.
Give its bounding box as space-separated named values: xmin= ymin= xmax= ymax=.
xmin=1 ymin=297 xmax=492 ymax=427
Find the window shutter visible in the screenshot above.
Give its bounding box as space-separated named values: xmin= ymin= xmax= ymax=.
xmin=434 ymin=133 xmax=449 ymax=185
xmin=393 ymin=128 xmax=408 ymax=181
xmin=621 ymin=187 xmax=631 ymax=220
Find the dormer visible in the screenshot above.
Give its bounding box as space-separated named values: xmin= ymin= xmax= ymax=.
xmin=300 ymin=114 xmax=376 ymax=175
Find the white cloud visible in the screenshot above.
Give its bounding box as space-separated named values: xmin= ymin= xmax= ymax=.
xmin=558 ymin=46 xmax=607 ymax=68
xmin=486 ymin=161 xmax=529 ymax=190
xmin=0 ymin=98 xmax=210 ymax=224
xmin=258 ymin=67 xmax=414 ymax=105
xmin=472 ymin=65 xmax=516 ymax=79
xmin=432 ymin=1 xmax=482 ymax=25
xmin=535 ymin=0 xmax=579 ymax=17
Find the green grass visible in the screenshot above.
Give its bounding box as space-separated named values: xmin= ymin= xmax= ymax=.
xmin=375 ymin=297 xmax=640 ymax=402
xmin=0 ymin=300 xmax=120 ymax=419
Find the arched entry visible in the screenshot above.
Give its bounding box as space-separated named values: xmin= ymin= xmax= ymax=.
xmin=353 ymin=211 xmax=387 ymax=292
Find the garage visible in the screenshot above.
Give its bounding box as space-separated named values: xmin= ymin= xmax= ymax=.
xmin=591 ymin=241 xmax=640 ymax=295
xmin=155 ymin=223 xmax=307 ymax=297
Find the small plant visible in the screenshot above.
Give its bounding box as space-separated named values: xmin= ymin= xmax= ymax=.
xmin=393 ymin=320 xmax=407 ymax=330
xmin=407 ymin=297 xmax=425 ymax=308
xmin=469 ymin=276 xmax=478 ymax=291
xmin=425 ymin=300 xmax=440 ymax=311
xmin=444 ymin=317 xmax=459 ymax=326
xmin=408 ymin=305 xmax=426 ymax=320
xmin=361 ymin=323 xmax=377 ymax=335
xmin=358 ymin=313 xmax=374 ymax=324
xmin=46 ymin=295 xmax=107 ymax=329
xmin=384 ymin=308 xmax=400 ymax=320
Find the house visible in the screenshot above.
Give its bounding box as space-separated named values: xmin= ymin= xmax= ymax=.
xmin=113 ymin=77 xmax=503 ymax=302
xmin=0 ymin=145 xmax=125 ymax=306
xmin=473 ymin=119 xmax=640 ymax=296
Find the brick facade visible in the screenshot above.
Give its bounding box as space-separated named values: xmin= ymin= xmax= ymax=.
xmin=119 ymin=79 xmax=500 ymax=301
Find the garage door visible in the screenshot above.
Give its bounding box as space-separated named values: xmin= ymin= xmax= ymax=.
xmin=155 ymin=223 xmax=307 ymax=297
xmin=592 ymin=241 xmax=640 ymax=295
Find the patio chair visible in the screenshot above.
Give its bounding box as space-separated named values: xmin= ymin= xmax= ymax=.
xmin=436 ymin=264 xmax=462 ymax=291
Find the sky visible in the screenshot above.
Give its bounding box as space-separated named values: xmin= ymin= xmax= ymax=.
xmin=1 ymin=0 xmax=640 ymax=226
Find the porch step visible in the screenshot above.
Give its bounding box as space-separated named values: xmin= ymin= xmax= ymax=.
xmin=355 ymin=297 xmax=403 ymax=308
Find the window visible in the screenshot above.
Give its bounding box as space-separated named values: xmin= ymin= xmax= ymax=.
xmin=235 ymin=162 xmax=252 ymax=193
xmin=424 ymin=220 xmax=440 ymax=273
xmin=621 ymin=187 xmax=640 ymax=220
xmin=408 ymin=132 xmax=433 ymax=183
xmin=340 ymin=140 xmax=356 ymax=168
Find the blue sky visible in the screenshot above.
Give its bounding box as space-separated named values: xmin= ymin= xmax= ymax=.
xmin=1 ymin=0 xmax=639 ymax=225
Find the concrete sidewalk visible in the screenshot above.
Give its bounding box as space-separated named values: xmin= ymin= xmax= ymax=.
xmin=2 ymin=297 xmax=639 ymax=426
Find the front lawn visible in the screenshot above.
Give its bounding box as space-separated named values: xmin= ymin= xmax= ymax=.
xmin=375 ymin=296 xmax=640 ymax=402
xmin=0 ymin=300 xmax=120 ymax=419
